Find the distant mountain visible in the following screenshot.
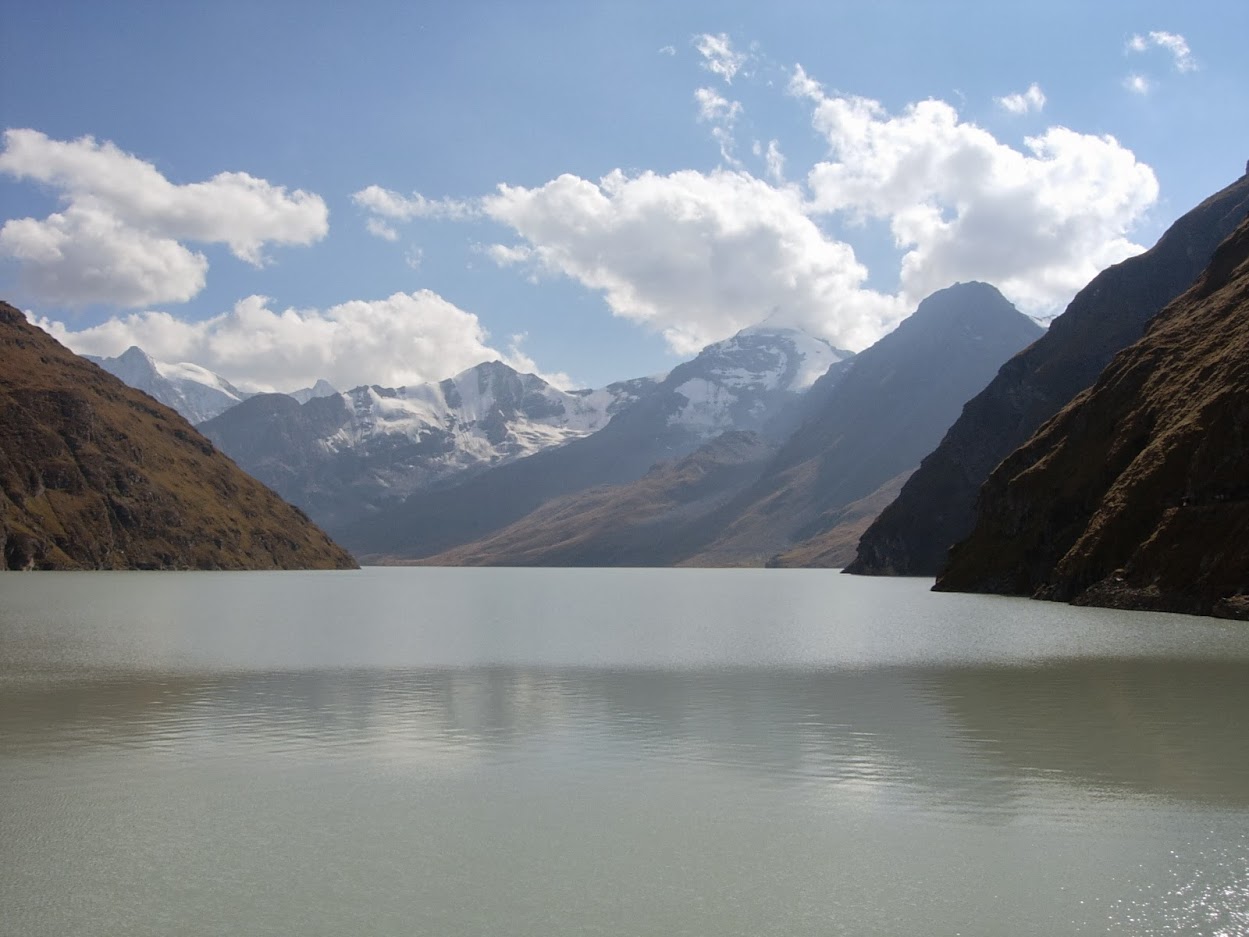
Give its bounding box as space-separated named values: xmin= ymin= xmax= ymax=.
xmin=340 ymin=326 xmax=851 ymax=560
xmin=85 ymin=346 xmax=251 ymax=424
xmin=936 ymin=212 xmax=1249 ymax=620
xmin=674 ymin=282 xmax=1044 ymax=566
xmin=0 ymin=303 xmax=356 ymax=570
xmin=201 ymin=361 xmax=657 ymax=531
xmin=289 ymin=379 xmax=339 ymax=405
xmin=401 ymin=283 xmax=1039 ymax=568
xmin=848 ymin=171 xmax=1249 ymax=577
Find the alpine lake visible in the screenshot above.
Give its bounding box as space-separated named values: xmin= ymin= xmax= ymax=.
xmin=2 ymin=567 xmax=1247 ymax=936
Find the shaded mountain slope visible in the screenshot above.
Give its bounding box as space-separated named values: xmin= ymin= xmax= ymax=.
xmin=340 ymin=327 xmax=849 ymax=560
xmin=935 ymin=213 xmax=1249 ymax=619
xmin=410 ymin=431 xmax=776 ymax=567
xmin=677 ymin=283 xmax=1043 ymax=566
xmin=765 ymin=471 xmax=912 ymax=569
xmin=848 ymin=172 xmax=1249 ymax=577
xmin=0 ymin=302 xmax=356 ymax=570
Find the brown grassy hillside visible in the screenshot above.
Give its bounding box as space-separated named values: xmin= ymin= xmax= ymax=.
xmin=0 ymin=302 xmax=357 ymax=570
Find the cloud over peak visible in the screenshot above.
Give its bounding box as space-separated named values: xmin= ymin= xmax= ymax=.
xmin=36 ymin=290 xmax=561 ymax=392
xmin=0 ymin=130 xmax=328 ymax=307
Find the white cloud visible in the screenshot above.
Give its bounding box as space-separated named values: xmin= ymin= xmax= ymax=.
xmin=481 ymin=168 xmax=902 ymax=355
xmin=790 ymin=66 xmax=1158 ymax=314
xmin=658 ymin=45 xmax=676 ymax=56
xmin=693 ymin=33 xmax=747 ymax=84
xmin=352 ymin=185 xmax=480 ymax=222
xmin=0 ymin=129 xmax=327 ymax=307
xmin=35 ymin=291 xmax=567 ymax=392
xmin=366 ymin=218 xmax=400 ymax=241
xmin=694 ymin=87 xmax=744 ymax=166
xmin=1123 ymin=73 xmax=1152 ymax=95
xmin=1127 ymin=31 xmax=1196 ymax=72
xmin=752 ymin=139 xmax=786 ymax=184
xmin=995 ymin=83 xmax=1046 ymax=115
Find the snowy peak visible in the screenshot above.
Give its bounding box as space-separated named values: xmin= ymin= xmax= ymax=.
xmin=662 ymin=324 xmax=853 ymax=435
xmin=86 ymin=346 xmax=251 ymax=424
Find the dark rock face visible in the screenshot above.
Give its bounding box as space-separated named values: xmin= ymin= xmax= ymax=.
xmin=0 ymin=302 xmax=357 ymax=571
xmin=848 ymin=173 xmax=1249 ymax=577
xmin=935 ymin=214 xmax=1249 ymax=620
xmin=678 ymin=282 xmax=1043 ymax=567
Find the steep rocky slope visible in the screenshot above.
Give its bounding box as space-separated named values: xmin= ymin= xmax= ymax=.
xmin=848 ymin=172 xmax=1249 ymax=577
xmin=0 ymin=302 xmax=356 ymax=570
xmin=935 ymin=214 xmax=1249 ymax=620
xmin=339 ymin=326 xmax=849 ymax=560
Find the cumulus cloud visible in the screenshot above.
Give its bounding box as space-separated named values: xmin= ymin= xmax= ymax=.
xmin=995 ymin=83 xmax=1046 ymax=115
xmin=480 ymin=168 xmax=902 ymax=354
xmin=693 ymin=33 xmax=747 ymax=84
xmin=1123 ymin=73 xmax=1152 ymax=95
xmin=1127 ymin=31 xmax=1196 ymax=72
xmin=0 ymin=129 xmax=328 ymax=307
xmin=790 ymin=66 xmax=1158 ymax=313
xmin=35 ymin=291 xmax=568 ymax=392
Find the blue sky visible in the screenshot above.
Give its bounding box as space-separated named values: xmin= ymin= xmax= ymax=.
xmin=2 ymin=0 xmax=1246 ymax=391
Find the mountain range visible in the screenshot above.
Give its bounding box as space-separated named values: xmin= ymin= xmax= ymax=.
xmin=334 ymin=325 xmax=851 ymax=559
xmin=414 ymin=282 xmax=1042 ymax=567
xmin=198 ymin=361 xmax=656 ymax=531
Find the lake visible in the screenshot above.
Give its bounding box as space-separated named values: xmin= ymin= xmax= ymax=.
xmin=2 ymin=567 xmax=1248 ymax=936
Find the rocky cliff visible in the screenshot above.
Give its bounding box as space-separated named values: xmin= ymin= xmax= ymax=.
xmin=934 ymin=214 xmax=1249 ymax=620
xmin=848 ymin=172 xmax=1249 ymax=577
xmin=0 ymin=302 xmax=356 ymax=570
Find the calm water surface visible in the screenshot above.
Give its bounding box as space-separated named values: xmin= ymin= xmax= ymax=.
xmin=2 ymin=568 xmax=1248 ymax=936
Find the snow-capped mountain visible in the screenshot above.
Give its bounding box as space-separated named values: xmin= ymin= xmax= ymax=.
xmin=336 ymin=324 xmax=856 ymax=558
xmin=85 ymin=346 xmax=251 ymax=424
xmin=199 ymin=360 xmax=657 ymax=530
xmin=664 ymin=325 xmax=850 ymax=433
